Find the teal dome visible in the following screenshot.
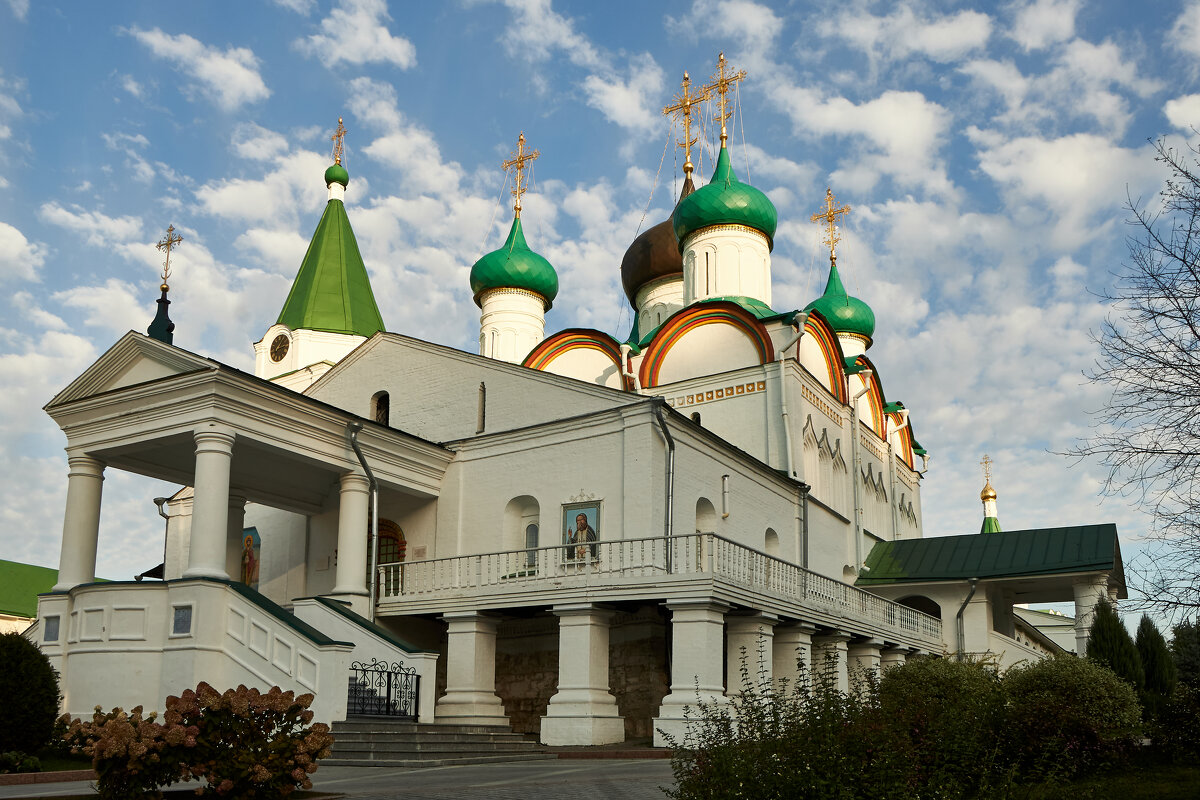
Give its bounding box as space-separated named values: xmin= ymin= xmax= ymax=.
xmin=804 ymin=259 xmax=875 ymax=344
xmin=673 ymin=147 xmax=777 ymax=248
xmin=470 ymin=217 xmax=559 ymax=308
xmin=325 ymin=163 xmax=349 ymax=187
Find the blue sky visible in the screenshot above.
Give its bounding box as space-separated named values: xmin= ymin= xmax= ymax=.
xmin=1 ymin=0 xmax=1197 ymax=590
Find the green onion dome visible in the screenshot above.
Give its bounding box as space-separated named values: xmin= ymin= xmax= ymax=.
xmin=804 ymin=259 xmax=875 ymax=344
xmin=470 ymin=216 xmax=559 ymax=308
xmin=673 ymin=146 xmax=777 ymax=249
xmin=324 ymin=162 xmax=349 ymax=187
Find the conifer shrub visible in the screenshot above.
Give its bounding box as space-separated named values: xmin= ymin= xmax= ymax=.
xmin=1135 ymin=614 xmax=1177 ymax=722
xmin=1156 ymin=683 xmax=1200 ymax=762
xmin=1086 ymin=600 xmax=1144 ymax=692
xmin=1003 ymin=655 xmax=1142 ymax=781
xmin=59 ymin=682 xmax=333 ymax=799
xmin=1170 ymin=619 xmax=1200 ymax=687
xmin=0 ymin=632 xmax=61 ymax=755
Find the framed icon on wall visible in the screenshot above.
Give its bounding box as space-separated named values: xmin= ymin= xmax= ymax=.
xmin=562 ymin=501 xmax=600 ymax=561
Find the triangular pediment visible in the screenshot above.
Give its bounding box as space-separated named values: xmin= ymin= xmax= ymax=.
xmin=45 ymin=331 xmax=216 ymax=410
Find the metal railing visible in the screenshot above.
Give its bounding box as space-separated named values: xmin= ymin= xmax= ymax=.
xmin=347 ymin=658 xmax=420 ymax=719
xmin=377 ymin=533 xmax=940 ymax=641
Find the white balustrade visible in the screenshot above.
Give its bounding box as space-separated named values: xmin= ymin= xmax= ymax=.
xmin=376 ymin=533 xmax=940 ymax=644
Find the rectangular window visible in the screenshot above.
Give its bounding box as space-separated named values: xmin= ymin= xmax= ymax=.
xmin=43 ymin=615 xmax=60 ymax=642
xmin=171 ymin=605 xmax=193 ymax=636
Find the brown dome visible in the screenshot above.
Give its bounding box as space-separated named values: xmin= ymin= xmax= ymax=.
xmin=619 ymin=177 xmax=694 ymax=307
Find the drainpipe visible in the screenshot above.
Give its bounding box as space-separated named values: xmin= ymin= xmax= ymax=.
xmin=797 ymin=483 xmax=810 ymax=569
xmin=620 ymin=344 xmax=641 ymax=393
xmin=153 ymin=497 xmax=169 ymax=579
xmin=652 ymin=400 xmax=675 ymax=573
xmin=956 ymin=578 xmax=979 ymax=660
xmin=888 ymin=409 xmax=910 ymax=541
xmin=347 ymin=422 xmax=380 ymax=622
xmin=721 ymin=475 xmax=730 ymax=519
xmin=849 ymin=371 xmax=873 ymax=573
xmin=776 ymin=314 xmax=808 ymax=478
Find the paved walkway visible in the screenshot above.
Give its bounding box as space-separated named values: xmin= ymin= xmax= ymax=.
xmin=0 ymin=759 xmax=676 ymax=799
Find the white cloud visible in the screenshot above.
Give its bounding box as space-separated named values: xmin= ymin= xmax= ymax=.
xmin=232 ymin=122 xmax=289 ymax=160
xmin=666 ymin=0 xmax=782 ymax=66
xmin=500 ymin=0 xmax=603 ymax=69
xmin=11 ymin=291 xmax=65 ymax=329
xmin=128 ymin=27 xmax=269 ymax=111
xmin=1167 ymin=0 xmax=1200 ymax=61
xmin=971 ymin=131 xmax=1151 ymax=249
xmin=1164 ymin=94 xmax=1200 ymax=130
xmin=271 ymin=0 xmax=315 ymax=13
xmin=53 ymin=278 xmax=144 ymax=336
xmin=816 ymin=5 xmax=990 ymax=64
xmin=582 ymin=54 xmax=665 ymax=132
xmin=101 ymin=131 xmax=155 ymax=183
xmin=775 ymin=87 xmax=954 ymax=196
xmin=39 ymin=202 xmax=143 ymax=247
xmin=195 ymin=150 xmax=329 ymax=226
xmin=1010 ymin=0 xmax=1078 ymax=51
xmin=4 ymin=0 xmax=27 ymax=20
xmin=119 ymin=74 xmax=144 ymax=98
xmin=294 ymin=0 xmax=416 ymax=69
xmin=0 ymin=222 xmax=46 ymax=282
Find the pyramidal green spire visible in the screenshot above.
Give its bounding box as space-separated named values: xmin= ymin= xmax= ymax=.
xmin=276 ymin=187 xmax=385 ymax=338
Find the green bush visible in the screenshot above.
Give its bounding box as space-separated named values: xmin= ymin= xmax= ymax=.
xmin=877 ymin=657 xmax=1008 ymax=797
xmin=0 ymin=751 xmax=42 ymax=774
xmin=1003 ymin=654 xmax=1142 ymax=781
xmin=1156 ymin=683 xmax=1200 ymax=761
xmin=0 ymin=632 xmax=60 ymax=754
xmin=1136 ymin=614 xmax=1177 ymax=721
xmin=1170 ymin=620 xmax=1200 ymax=688
xmin=60 ymin=683 xmax=333 ymax=799
xmin=1087 ymin=600 xmax=1144 ymax=692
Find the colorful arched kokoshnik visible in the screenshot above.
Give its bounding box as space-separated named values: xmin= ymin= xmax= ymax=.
xmin=849 ymin=354 xmax=886 ymax=439
xmin=802 ymin=311 xmax=848 ymax=404
xmin=891 ymin=415 xmax=916 ymax=469
xmin=523 ymin=328 xmax=625 ymax=373
xmin=638 ymin=302 xmax=775 ymax=389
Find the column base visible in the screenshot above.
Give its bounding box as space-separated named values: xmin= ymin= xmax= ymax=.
xmin=540 ymin=713 xmax=625 ymax=746
xmin=327 ymin=591 xmax=369 ymax=616
xmin=434 ymin=692 xmax=509 ymax=727
xmin=652 ymin=692 xmax=730 ymax=748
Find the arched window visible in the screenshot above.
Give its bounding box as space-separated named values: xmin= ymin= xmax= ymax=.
xmin=371 ymin=391 xmax=390 ymax=426
xmin=765 ymin=528 xmax=780 ymax=557
xmin=504 ymin=495 xmax=540 ymax=571
xmin=377 ymin=519 xmax=406 ymax=564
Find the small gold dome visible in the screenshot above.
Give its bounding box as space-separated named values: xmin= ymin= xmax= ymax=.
xmin=980 ymin=482 xmax=997 ymax=502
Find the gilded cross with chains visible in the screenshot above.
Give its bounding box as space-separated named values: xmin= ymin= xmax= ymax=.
xmin=980 ymin=454 xmax=994 ymax=483
xmin=502 ymin=132 xmax=539 ymax=218
xmin=810 ymin=188 xmax=851 ymax=261
xmin=702 ymin=52 xmax=746 ymax=145
xmin=662 ymin=71 xmax=711 ymax=176
xmin=155 ymin=224 xmax=183 ymax=288
xmin=331 ymin=117 xmax=347 ymax=165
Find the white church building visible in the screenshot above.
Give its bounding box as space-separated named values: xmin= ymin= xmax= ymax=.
xmin=35 ymin=61 xmax=1125 ymax=748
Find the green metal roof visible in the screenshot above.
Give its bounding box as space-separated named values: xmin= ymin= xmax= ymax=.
xmin=673 ymin=146 xmax=778 ymax=247
xmin=804 ymin=258 xmax=875 ymax=343
xmin=0 ymin=559 xmax=57 ymax=618
xmin=276 ymin=198 xmax=386 ymax=338
xmin=856 ymin=524 xmax=1121 ymax=586
xmin=470 ymin=216 xmax=559 ymax=306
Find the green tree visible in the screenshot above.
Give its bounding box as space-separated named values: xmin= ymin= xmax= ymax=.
xmin=0 ymin=632 xmax=60 ymax=754
xmin=1136 ymin=614 xmax=1177 ymax=719
xmin=1088 ymin=600 xmax=1144 ymax=692
xmin=1172 ymin=619 xmax=1200 ymax=687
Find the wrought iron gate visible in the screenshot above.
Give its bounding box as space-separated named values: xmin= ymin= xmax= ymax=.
xmin=347 ymin=658 xmax=420 ymax=719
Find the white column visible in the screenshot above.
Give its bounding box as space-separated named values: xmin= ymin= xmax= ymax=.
xmin=332 ymin=472 xmax=370 ymax=614
xmin=435 ymin=611 xmax=509 ymax=726
xmin=184 ymin=428 xmax=235 ymax=579
xmin=54 ymin=454 xmax=106 ymax=590
xmin=847 ymin=638 xmax=883 ymax=694
xmin=880 ymin=645 xmax=909 ymax=672
xmin=541 ymin=604 xmax=625 ymax=745
xmin=1073 ymin=573 xmax=1110 ymax=656
xmin=653 ymin=600 xmax=730 ymax=747
xmin=812 ymin=631 xmax=851 ymax=694
xmin=726 ymin=613 xmax=777 ymax=697
xmin=773 ymin=622 xmax=816 ymax=692
xmin=224 ymin=495 xmax=248 ymax=583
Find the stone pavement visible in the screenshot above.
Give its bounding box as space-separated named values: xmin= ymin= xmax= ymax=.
xmin=0 ymin=759 xmax=676 ymax=799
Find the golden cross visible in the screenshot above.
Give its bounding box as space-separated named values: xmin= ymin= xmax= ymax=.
xmin=155 ymin=224 xmax=183 ymax=288
xmin=331 ymin=117 xmax=347 ymax=165
xmin=810 ymin=188 xmax=851 ymax=261
xmin=980 ymin=454 xmax=993 ymax=483
xmin=662 ymin=71 xmax=711 ymax=176
xmin=502 ymin=132 xmax=540 ymax=218
xmin=702 ymin=52 xmax=746 ymax=145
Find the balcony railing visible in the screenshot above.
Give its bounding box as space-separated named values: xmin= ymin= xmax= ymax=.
xmin=377 ymin=533 xmax=940 ymax=642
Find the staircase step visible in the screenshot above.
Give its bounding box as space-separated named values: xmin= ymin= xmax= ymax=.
xmin=322 ymin=753 xmax=557 ymax=768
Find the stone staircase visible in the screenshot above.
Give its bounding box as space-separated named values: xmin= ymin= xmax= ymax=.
xmin=326 ymin=718 xmax=555 ymax=767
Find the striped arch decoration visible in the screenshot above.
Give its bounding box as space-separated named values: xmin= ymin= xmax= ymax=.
xmin=638 ymin=302 xmax=775 ymax=388
xmin=891 ymin=418 xmax=916 ymax=469
xmin=850 ymin=355 xmax=886 ymax=438
xmin=802 ymin=311 xmax=848 ymax=404
xmin=523 ymin=328 xmax=625 ymax=372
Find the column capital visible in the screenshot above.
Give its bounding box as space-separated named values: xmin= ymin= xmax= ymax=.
xmin=663 ymin=598 xmax=732 ymax=615
xmin=812 ymin=630 xmax=853 ymax=644
xmin=339 ymin=471 xmax=371 ymax=492
xmin=194 ymin=426 xmax=236 ymax=451
xmin=552 ymin=603 xmax=615 ymax=621
xmin=65 ymin=453 xmax=106 ymax=477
